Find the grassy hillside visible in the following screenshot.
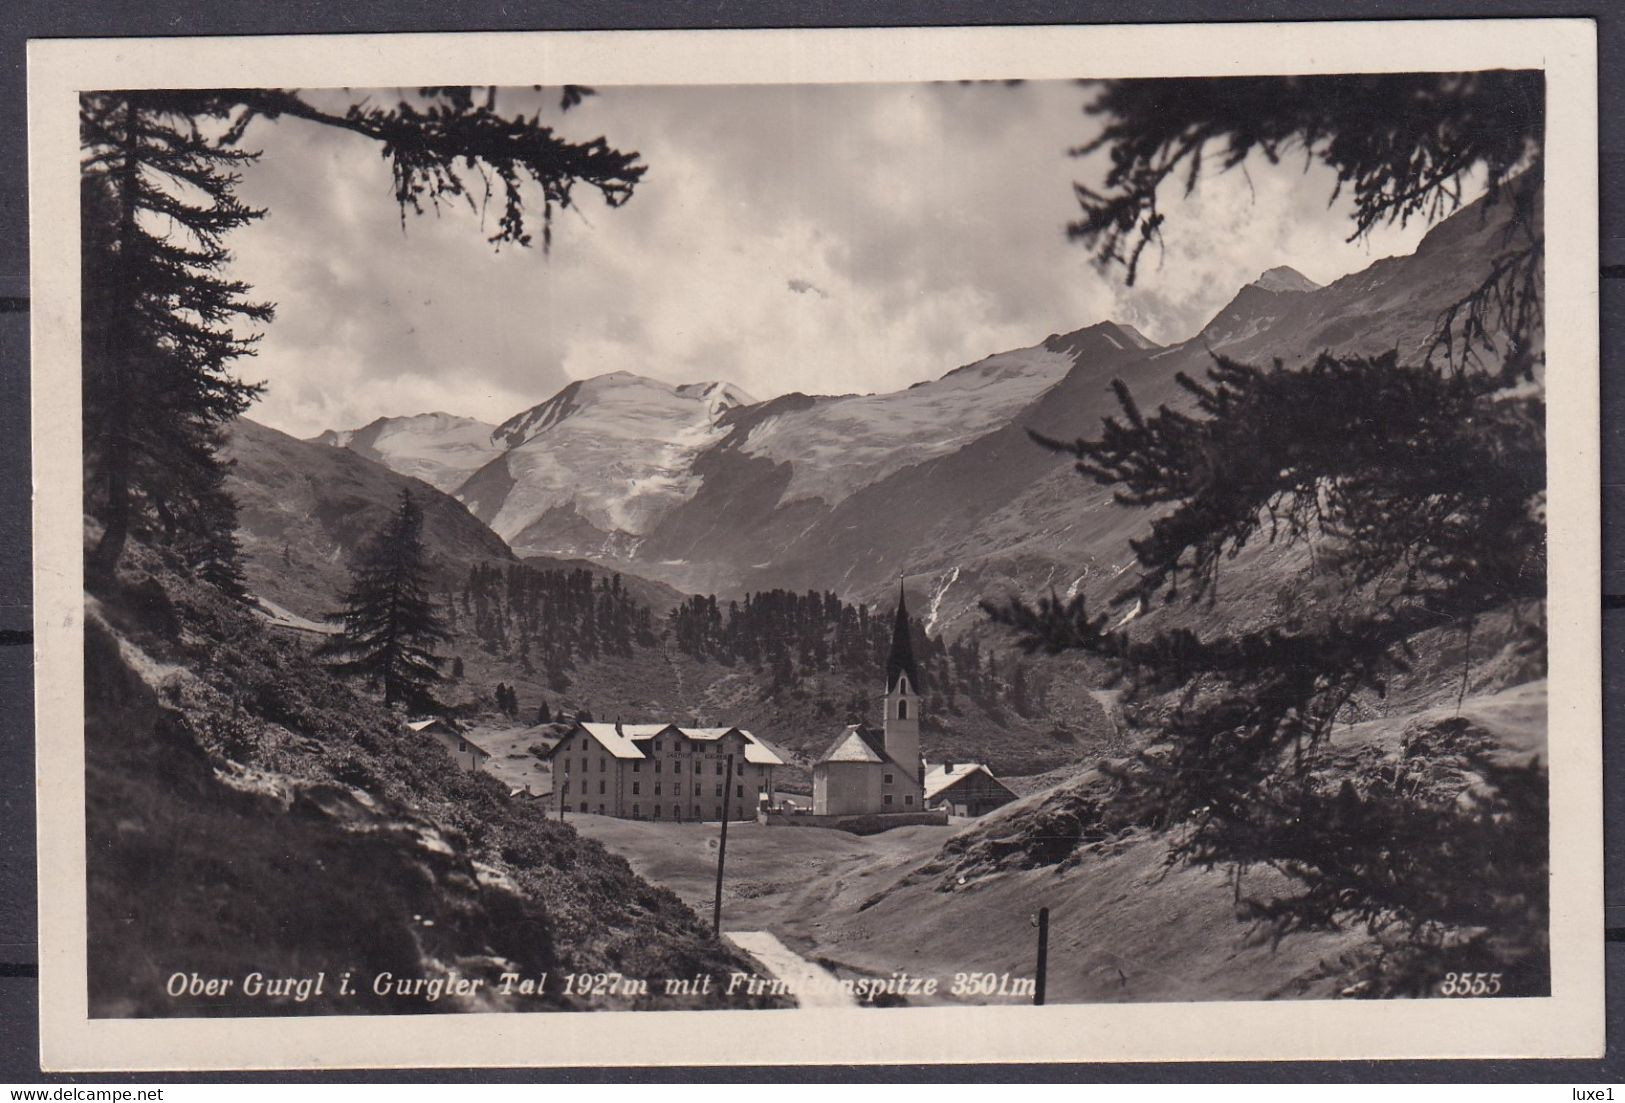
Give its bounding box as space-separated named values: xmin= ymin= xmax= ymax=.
xmin=84 ymin=535 xmax=784 ymax=1016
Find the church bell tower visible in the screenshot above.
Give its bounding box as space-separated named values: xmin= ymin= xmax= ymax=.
xmin=883 ymin=580 xmax=922 ymax=783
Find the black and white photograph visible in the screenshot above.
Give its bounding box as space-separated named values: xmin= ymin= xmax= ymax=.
xmin=29 ymin=21 xmax=1602 ymax=1068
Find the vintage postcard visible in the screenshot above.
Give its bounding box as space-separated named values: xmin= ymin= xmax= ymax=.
xmin=29 ymin=20 xmax=1601 ymax=1070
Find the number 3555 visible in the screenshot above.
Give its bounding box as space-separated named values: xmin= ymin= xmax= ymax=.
xmin=1440 ymin=971 xmax=1502 ymax=996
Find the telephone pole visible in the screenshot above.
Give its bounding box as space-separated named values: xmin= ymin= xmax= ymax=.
xmin=713 ymin=752 xmax=735 ymax=937
xmin=1034 ymin=906 xmax=1050 ymax=1006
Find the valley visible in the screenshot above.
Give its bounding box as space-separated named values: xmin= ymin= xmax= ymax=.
xmin=205 ymin=186 xmax=1552 ymax=1007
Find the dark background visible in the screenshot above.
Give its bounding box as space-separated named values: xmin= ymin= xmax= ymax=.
xmin=1 ymin=0 xmax=1619 ymax=1084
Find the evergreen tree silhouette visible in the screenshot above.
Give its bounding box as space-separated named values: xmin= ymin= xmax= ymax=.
xmin=989 ymin=72 xmax=1549 ymax=994
xmin=322 ymin=490 xmax=449 ymax=710
xmin=81 ymin=87 xmax=645 ymax=582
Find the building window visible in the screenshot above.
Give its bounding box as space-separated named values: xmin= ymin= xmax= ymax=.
xmin=598 ymin=779 xmax=606 ymax=795
xmin=693 ymin=805 xmax=701 ymax=819
xmin=674 ymin=783 xmax=682 ymax=797
xmin=633 ymin=804 xmax=641 ymax=818
xmin=600 ymin=758 xmax=606 ymax=772
xmin=694 ymin=761 xmax=701 ymax=775
xmin=736 ymin=785 xmax=743 ymax=800
xmin=673 ymin=805 xmax=681 ymax=820
xmin=905 ymin=795 xmax=914 ymax=806
xmin=884 ymin=794 xmax=894 ymax=806
xmin=653 ymin=806 xmax=661 ymax=820
xmin=579 ymin=801 xmax=587 ymax=813
xmin=458 ymin=740 xmax=467 ymax=752
xmin=632 ymin=782 xmax=640 ymax=795
xmin=655 ymin=760 xmax=662 ymax=774
xmin=898 ymin=700 xmax=908 ymax=720
xmin=714 ymin=785 xmax=723 ymax=798
xmin=716 ymin=762 xmax=724 ymax=775
xmin=655 ymin=784 xmax=662 ymax=796
xmin=884 ymin=773 xmax=894 ymax=784
xmin=633 ymin=761 xmax=640 ymax=773
xmin=598 ymin=804 xmax=605 ymax=814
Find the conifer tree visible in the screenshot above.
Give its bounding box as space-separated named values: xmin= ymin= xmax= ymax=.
xmin=81 ymin=92 xmax=272 ymax=583
xmin=987 ymin=72 xmax=1549 ymax=994
xmin=322 ymin=490 xmax=450 ymax=710
xmin=81 ymin=87 xmax=646 ymax=584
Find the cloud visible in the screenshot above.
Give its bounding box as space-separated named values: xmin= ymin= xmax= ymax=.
xmin=225 ymin=81 xmax=1449 ymax=438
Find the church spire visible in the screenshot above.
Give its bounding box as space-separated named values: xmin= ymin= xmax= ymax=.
xmin=885 ymin=579 xmax=921 ymax=694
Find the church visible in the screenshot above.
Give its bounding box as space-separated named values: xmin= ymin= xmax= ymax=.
xmin=811 ymin=585 xmax=927 ymax=815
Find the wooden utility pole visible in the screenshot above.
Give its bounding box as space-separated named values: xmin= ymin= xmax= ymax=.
xmin=713 ymin=753 xmax=735 ymax=937
xmin=1034 ymin=906 xmax=1050 ymax=1005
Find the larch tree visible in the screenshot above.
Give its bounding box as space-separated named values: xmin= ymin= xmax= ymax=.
xmin=986 ymin=72 xmax=1549 ymax=994
xmin=322 ymin=490 xmax=450 ymax=711
xmin=81 ymin=86 xmax=645 ymax=585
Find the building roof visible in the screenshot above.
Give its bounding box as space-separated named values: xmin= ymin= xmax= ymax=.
xmin=409 ymin=718 xmax=495 ymax=759
xmin=816 ymin=725 xmax=889 ymax=765
xmin=571 ymin=722 xmax=659 ymax=759
xmin=542 ymin=721 xmax=786 ymax=766
xmin=813 ymin=725 xmax=919 ymax=781
xmin=662 ymin=726 xmax=786 ymax=766
xmin=923 ymin=762 xmax=1014 ymax=801
xmin=405 ymin=717 xmax=460 ymax=735
xmin=886 ymin=581 xmax=921 ymax=694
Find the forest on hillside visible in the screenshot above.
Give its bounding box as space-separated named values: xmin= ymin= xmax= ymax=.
xmin=454 ymin=563 xmax=1052 ymax=723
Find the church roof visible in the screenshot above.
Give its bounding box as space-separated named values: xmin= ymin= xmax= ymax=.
xmin=815 ymin=725 xmax=889 ymax=765
xmin=886 ymin=581 xmax=921 ymax=694
xmin=812 ymin=726 xmax=919 ymax=782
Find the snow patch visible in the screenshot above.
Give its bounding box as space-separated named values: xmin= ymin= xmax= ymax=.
xmin=1113 ymin=599 xmax=1143 ymax=630
xmin=742 ymin=344 xmax=1077 ymax=506
xmin=924 ymin=566 xmax=961 ymax=636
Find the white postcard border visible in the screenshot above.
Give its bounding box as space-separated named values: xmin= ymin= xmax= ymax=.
xmin=29 ymin=19 xmax=1602 ymax=1070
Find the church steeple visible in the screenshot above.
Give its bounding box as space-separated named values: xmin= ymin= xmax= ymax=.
xmin=882 ymin=580 xmax=922 ymax=783
xmin=885 ymin=579 xmax=921 ymax=696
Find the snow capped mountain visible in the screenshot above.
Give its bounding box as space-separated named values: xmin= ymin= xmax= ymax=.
xmin=300 ymin=190 xmax=1529 ymax=630
xmin=310 ymin=412 xmax=501 ymax=494
xmin=457 ymin=372 xmax=758 ymax=557
xmin=735 ymin=322 xmax=1152 ymax=507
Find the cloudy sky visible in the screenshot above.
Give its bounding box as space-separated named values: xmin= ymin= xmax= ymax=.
xmin=229 ymin=81 xmax=1445 ymax=438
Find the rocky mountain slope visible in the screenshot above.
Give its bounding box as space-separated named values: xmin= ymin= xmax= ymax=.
xmin=84 ymin=536 xmax=780 ymax=1016
xmin=309 ymin=193 xmax=1526 ymax=646
xmin=223 ymin=417 xmax=515 ymax=619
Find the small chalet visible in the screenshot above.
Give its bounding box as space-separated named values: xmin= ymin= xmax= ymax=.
xmin=924 ymin=761 xmax=1017 ymax=818
xmin=542 ymin=722 xmax=786 ymax=822
xmin=407 ymin=717 xmax=492 ymax=774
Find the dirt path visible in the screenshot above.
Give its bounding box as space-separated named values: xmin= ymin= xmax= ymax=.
xmin=725 ymin=930 xmax=857 ymax=1008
